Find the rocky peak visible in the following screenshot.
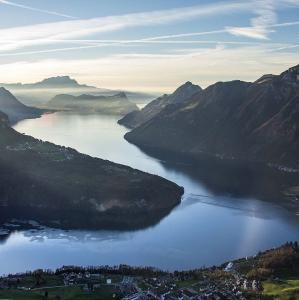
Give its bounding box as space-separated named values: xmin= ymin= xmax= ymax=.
xmin=174 ymin=81 xmax=202 ymax=94
xmin=254 ymin=74 xmax=276 ymax=84
xmin=170 ymin=81 xmax=202 ymax=104
xmin=279 ymin=65 xmax=299 ymax=84
xmin=37 ymin=76 xmax=79 ymax=86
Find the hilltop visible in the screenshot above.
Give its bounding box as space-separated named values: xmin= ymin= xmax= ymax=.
xmin=119 ymin=81 xmax=202 ymax=128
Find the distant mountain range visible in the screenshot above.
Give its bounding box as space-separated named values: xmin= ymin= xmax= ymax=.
xmin=0 ymin=76 xmax=154 ymax=106
xmin=0 ymin=110 xmax=183 ymax=229
xmin=0 ymin=87 xmax=45 ymax=124
xmin=47 ymin=92 xmax=138 ymax=115
xmin=124 ymin=65 xmax=299 ymax=169
xmin=118 ymin=81 xmax=202 ymax=128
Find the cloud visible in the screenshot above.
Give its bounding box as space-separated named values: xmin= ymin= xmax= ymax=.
xmin=272 ymin=21 xmax=299 ymax=27
xmin=268 ymin=44 xmax=299 ymax=51
xmin=142 ymin=30 xmax=227 ymax=41
xmin=0 ymin=0 xmax=297 ymax=91
xmin=227 ymin=0 xmax=277 ymax=39
xmin=226 ymin=27 xmax=273 ymax=40
xmin=1 ymin=19 xmax=298 ymax=54
xmin=0 ymin=1 xmax=251 ymax=52
xmin=1 ymin=1 xmax=297 ymax=53
xmin=0 ymin=0 xmax=75 ymax=19
xmin=0 ymin=44 xmax=298 ymax=93
xmin=0 ymin=18 xmax=298 ymax=56
xmin=283 ymin=0 xmax=299 ymax=5
xmin=0 ymin=39 xmax=291 ymax=57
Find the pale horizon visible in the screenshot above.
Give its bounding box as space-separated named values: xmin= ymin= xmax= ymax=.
xmin=0 ymin=0 xmax=298 ymax=94
xmin=0 ymin=62 xmax=297 ymax=95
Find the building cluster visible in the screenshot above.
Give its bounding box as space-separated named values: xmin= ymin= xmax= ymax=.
xmin=6 ymin=141 xmax=74 ymax=161
xmin=120 ymin=273 xmax=261 ymax=300
xmin=0 ymin=268 xmax=261 ymax=300
xmin=0 ymin=277 xmax=21 ymax=289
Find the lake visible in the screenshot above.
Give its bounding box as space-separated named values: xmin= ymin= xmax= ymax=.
xmin=1 ymin=112 xmax=298 ymax=274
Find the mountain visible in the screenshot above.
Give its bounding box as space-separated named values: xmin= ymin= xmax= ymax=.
xmin=118 ymin=81 xmax=202 ymax=128
xmin=1 ymin=75 xmax=110 ymax=92
xmin=47 ymin=92 xmax=138 ymax=115
xmin=0 ymin=111 xmax=183 ymax=229
xmin=125 ymin=65 xmax=299 ymax=169
xmin=0 ymin=76 xmax=154 ymax=106
xmin=0 ymin=87 xmax=44 ymax=124
xmin=32 ymin=75 xmax=82 ymax=88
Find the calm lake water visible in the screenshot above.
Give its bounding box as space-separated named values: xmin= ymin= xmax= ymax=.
xmin=1 ymin=112 xmax=298 ymax=274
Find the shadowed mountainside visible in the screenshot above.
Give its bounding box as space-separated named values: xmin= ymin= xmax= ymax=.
xmin=0 ymin=111 xmax=183 ymax=229
xmin=118 ymin=81 xmax=202 ymax=128
xmin=0 ymin=87 xmax=45 ymax=124
xmin=125 ymin=65 xmax=299 ymax=169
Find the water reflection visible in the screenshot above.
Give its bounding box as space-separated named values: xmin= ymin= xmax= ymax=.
xmin=1 ymin=112 xmax=297 ymax=274
xmin=134 ymin=145 xmax=299 ymax=212
xmin=23 ymin=228 xmax=134 ymax=244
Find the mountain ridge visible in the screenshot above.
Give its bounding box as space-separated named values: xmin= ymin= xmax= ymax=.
xmin=125 ymin=64 xmax=299 ymax=168
xmin=118 ymin=81 xmax=202 ymax=128
xmin=47 ymin=92 xmax=138 ymax=115
xmin=0 ymin=87 xmax=45 ymax=124
xmin=0 ymin=76 xmax=154 ymax=106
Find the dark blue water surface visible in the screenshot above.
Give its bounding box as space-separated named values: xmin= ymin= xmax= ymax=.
xmin=1 ymin=112 xmax=297 ymax=274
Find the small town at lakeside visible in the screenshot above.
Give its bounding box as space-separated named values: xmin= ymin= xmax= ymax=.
xmin=0 ymin=242 xmax=298 ymax=300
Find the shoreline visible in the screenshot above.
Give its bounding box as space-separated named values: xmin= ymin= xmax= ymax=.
xmin=124 ymin=137 xmax=299 ymax=217
xmin=1 ymin=243 xmax=298 ymax=299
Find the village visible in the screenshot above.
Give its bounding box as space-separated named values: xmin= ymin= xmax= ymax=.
xmin=1 ymin=242 xmax=298 ymax=299
xmin=0 ymin=262 xmax=260 ymax=300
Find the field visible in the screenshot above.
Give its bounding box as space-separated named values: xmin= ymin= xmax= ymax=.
xmin=0 ymin=285 xmax=119 ymax=300
xmin=262 ymin=279 xmax=299 ymax=300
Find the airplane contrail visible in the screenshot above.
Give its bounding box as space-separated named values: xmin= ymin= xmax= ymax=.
xmin=0 ymin=0 xmax=75 ymax=19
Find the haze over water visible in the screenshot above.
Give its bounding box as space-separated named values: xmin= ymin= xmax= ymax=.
xmin=1 ymin=112 xmax=298 ymax=275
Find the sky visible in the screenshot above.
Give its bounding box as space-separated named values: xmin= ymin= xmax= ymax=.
xmin=0 ymin=0 xmax=298 ymax=94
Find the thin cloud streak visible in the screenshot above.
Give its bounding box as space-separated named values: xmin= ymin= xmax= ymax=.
xmin=269 ymin=44 xmax=299 ymax=51
xmin=0 ymin=39 xmax=294 ymax=57
xmin=271 ymin=20 xmax=299 ymax=27
xmin=0 ymin=0 xmax=75 ymax=19
xmin=0 ymin=44 xmax=111 ymax=57
xmin=226 ymin=19 xmax=299 ymax=40
xmin=0 ymin=1 xmax=298 ymax=52
xmin=1 ymin=19 xmax=299 ymax=53
xmin=0 ymin=1 xmax=251 ymax=51
xmin=142 ymin=30 xmax=227 ymax=41
xmin=141 ymin=20 xmax=299 ymax=42
xmin=227 ymin=0 xmax=277 ymax=39
xmin=0 ymin=44 xmax=297 ymax=93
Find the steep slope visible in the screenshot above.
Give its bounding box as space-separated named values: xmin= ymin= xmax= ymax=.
xmin=0 ymin=87 xmax=44 ymax=124
xmin=0 ymin=112 xmax=183 ymax=229
xmin=47 ymin=92 xmax=138 ymax=115
xmin=125 ymin=65 xmax=299 ymax=168
xmin=118 ymin=81 xmax=202 ymax=128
